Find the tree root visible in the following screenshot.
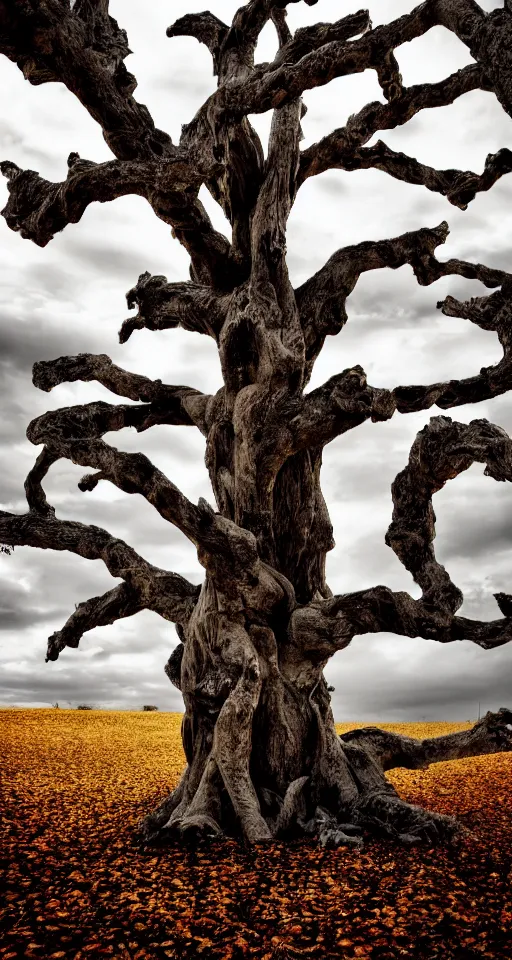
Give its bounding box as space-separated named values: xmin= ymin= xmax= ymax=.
xmin=138 ymin=710 xmax=511 ymax=849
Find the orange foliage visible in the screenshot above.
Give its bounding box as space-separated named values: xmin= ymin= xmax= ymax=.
xmin=1 ymin=709 xmax=511 ymax=959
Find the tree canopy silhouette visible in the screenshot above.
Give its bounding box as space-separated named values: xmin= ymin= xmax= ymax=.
xmin=1 ymin=0 xmax=512 ymax=847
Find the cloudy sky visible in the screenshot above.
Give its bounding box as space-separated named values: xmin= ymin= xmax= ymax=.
xmin=1 ymin=0 xmax=512 ymax=719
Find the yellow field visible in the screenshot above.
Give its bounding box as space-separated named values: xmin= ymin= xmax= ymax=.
xmin=1 ymin=709 xmax=511 ymax=960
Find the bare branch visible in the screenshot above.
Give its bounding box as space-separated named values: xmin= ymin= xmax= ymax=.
xmin=386 ymin=415 xmax=510 ymax=613
xmin=299 ymin=64 xmax=487 ymax=182
xmin=0 ymin=6 xmax=239 ymax=286
xmin=166 ymin=12 xmax=229 ymax=76
xmin=121 ymin=272 xmax=230 ymax=344
xmin=25 ymin=400 xmax=265 ymax=584
xmin=288 ymin=415 xmax=512 ymax=664
xmin=209 ymin=2 xmax=440 ymax=119
xmin=169 ymin=199 xmax=237 ymax=290
xmin=289 ymin=366 xmax=396 ymax=452
xmin=435 ymin=2 xmax=512 ymax=120
xmin=2 ymin=426 xmax=201 ymax=660
xmin=270 ymin=7 xmax=292 ymax=49
xmin=27 ymin=397 xmax=198 ymax=445
xmin=0 ymin=0 xmax=173 ymax=160
xmin=394 ymin=278 xmax=512 ymax=414
xmin=340 ymin=709 xmax=512 ymax=771
xmin=0 ymin=151 xmax=216 ymax=247
xmin=24 ymin=447 xmax=59 ymax=515
xmin=215 ymin=0 xmax=324 ymax=84
xmin=0 ymin=508 xmax=200 ymax=644
xmin=296 ymin=221 xmax=510 ymax=378
xmin=45 ymin=583 xmax=144 ymax=662
xmin=301 ymin=141 xmax=512 ymax=211
xmin=296 ymin=221 xmax=449 ymax=373
xmin=270 ymin=10 xmax=372 ymax=70
xmin=181 ymin=0 xmax=512 ymax=177
xmin=32 ymin=353 xmax=210 ymax=433
xmin=168 ymin=3 xmax=277 ymax=268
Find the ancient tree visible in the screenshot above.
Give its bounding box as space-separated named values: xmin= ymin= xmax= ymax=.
xmin=2 ymin=0 xmax=512 ymax=849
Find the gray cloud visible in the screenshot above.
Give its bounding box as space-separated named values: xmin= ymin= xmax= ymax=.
xmin=63 ymin=234 xmax=156 ymax=283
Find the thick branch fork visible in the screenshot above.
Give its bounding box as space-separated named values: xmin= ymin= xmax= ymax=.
xmin=0 ymin=507 xmax=200 ymax=661
xmin=0 ymin=153 xmax=215 ymax=246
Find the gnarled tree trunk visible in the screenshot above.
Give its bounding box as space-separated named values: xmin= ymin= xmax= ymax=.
xmin=1 ymin=0 xmax=512 ymax=848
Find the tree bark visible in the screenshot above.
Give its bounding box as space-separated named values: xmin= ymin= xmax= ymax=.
xmin=1 ymin=0 xmax=512 ymax=849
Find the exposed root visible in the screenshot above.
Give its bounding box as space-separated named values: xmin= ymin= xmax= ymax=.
xmin=137 ymin=771 xmax=189 ymax=844
xmin=139 ymin=703 xmax=511 ymax=849
xmin=355 ymin=793 xmax=461 ymax=846
xmin=301 ymin=807 xmax=363 ymax=849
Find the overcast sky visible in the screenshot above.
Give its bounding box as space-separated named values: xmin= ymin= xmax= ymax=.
xmin=1 ymin=0 xmax=511 ymax=719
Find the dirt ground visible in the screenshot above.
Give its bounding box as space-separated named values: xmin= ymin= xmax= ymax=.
xmin=1 ymin=709 xmax=511 ymax=959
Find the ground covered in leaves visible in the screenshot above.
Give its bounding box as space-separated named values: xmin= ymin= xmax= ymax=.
xmin=1 ymin=710 xmax=511 ymax=959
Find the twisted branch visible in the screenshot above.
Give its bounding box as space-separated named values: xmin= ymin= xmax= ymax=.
xmin=288 ymin=416 xmax=512 ymax=661
xmin=289 ymin=365 xmax=396 ymax=452
xmin=32 ymin=353 xmax=210 ymax=433
xmin=394 ymin=277 xmax=512 ymax=414
xmin=0 ymin=505 xmax=200 ymax=657
xmin=296 ymin=220 xmax=510 ymax=378
xmin=0 ymin=152 xmax=214 ymax=247
xmin=301 ymin=142 xmax=512 ymax=210
xmin=298 ymin=63 xmax=488 ymax=182
xmin=340 ymin=709 xmax=512 ymax=772
xmin=0 ymin=0 xmax=173 ymax=160
xmin=121 ymin=273 xmax=230 ymax=344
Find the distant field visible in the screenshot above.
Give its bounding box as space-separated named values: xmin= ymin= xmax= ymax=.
xmin=1 ymin=710 xmax=511 ymax=959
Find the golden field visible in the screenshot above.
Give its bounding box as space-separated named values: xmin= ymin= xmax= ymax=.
xmin=1 ymin=709 xmax=511 ymax=960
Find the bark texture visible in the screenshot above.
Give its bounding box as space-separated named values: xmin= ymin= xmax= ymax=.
xmin=1 ymin=0 xmax=512 ymax=848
